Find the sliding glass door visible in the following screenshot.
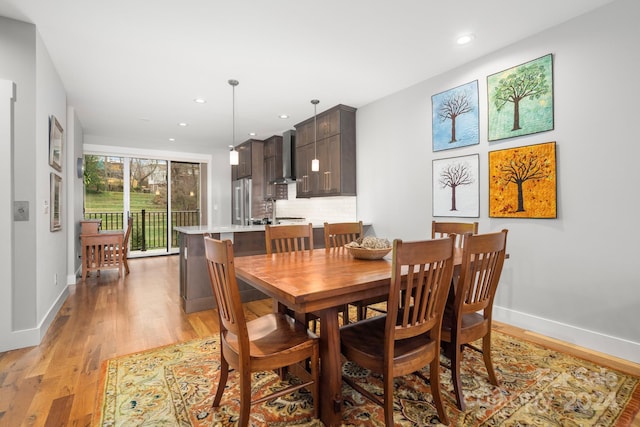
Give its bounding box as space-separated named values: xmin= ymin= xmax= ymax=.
xmin=83 ymin=155 xmax=202 ymax=256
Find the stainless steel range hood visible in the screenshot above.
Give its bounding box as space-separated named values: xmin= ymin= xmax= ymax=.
xmin=273 ymin=129 xmax=296 ymax=183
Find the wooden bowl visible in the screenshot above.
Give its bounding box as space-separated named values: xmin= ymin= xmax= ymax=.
xmin=345 ymin=245 xmax=391 ymax=260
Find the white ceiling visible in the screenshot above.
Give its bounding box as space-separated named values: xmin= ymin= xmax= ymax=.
xmin=0 ymin=0 xmax=614 ymax=153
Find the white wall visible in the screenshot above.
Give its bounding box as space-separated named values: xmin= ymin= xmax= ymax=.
xmin=35 ymin=32 xmax=69 ymax=331
xmin=0 ymin=80 xmax=15 ymax=349
xmin=67 ymin=107 xmax=85 ymax=282
xmin=357 ymin=0 xmax=640 ymax=362
xmin=0 ymin=17 xmax=38 ymax=350
xmin=0 ymin=17 xmax=69 ymax=351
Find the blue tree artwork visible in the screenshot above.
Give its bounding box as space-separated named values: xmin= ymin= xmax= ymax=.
xmin=432 ymin=80 xmax=479 ymax=152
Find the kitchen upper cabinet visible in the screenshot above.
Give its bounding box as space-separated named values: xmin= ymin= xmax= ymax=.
xmin=294 ymin=104 xmax=356 ymax=198
xmin=232 ymin=139 xmax=264 ymax=180
xmin=295 ymin=143 xmax=317 ymax=197
xmin=317 ymin=134 xmax=341 ymax=195
xmin=233 ymin=140 xmax=256 ymax=179
xmin=263 ymin=135 xmax=283 ymax=199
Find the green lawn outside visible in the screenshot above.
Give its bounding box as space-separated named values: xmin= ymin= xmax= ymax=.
xmin=84 ymin=191 xmax=198 ymax=251
xmin=84 ymin=190 xmax=163 ymax=212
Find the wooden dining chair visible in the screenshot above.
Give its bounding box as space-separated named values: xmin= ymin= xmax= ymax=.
xmin=265 ymin=223 xmax=317 ymax=328
xmin=265 ymin=223 xmax=350 ymax=329
xmin=323 ymin=221 xmax=363 ymax=248
xmin=340 ymin=236 xmax=456 ymax=426
xmin=440 ymin=229 xmax=508 ymax=411
xmin=432 ymin=220 xmax=479 ymax=248
xmin=265 ymin=223 xmax=314 ymax=254
xmin=204 ymin=237 xmax=320 ymax=426
xmin=324 ymin=221 xmax=385 ymax=322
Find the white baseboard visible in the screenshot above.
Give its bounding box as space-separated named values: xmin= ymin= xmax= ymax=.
xmin=494 ymin=305 xmax=640 ymax=364
xmin=0 ymin=286 xmax=69 ymax=353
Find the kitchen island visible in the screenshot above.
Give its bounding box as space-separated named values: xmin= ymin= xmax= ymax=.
xmin=175 ymin=223 xmax=370 ymax=313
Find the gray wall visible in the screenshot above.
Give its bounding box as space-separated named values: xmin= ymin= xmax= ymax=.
xmin=1 ymin=16 xmax=69 ymax=350
xmin=357 ymin=0 xmax=639 ymax=362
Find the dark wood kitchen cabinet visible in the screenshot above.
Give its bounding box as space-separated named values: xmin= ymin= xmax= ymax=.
xmin=294 ymin=104 xmax=356 ymax=198
xmin=263 ymin=135 xmax=282 ymax=199
xmin=233 ymin=139 xmax=262 ymax=179
xmin=295 ymin=142 xmax=317 ymax=197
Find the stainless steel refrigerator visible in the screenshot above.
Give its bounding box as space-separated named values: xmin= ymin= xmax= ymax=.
xmin=232 ymin=178 xmax=252 ymax=225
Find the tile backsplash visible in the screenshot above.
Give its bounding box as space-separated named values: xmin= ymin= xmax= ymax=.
xmin=273 ymin=183 xmax=357 ymax=225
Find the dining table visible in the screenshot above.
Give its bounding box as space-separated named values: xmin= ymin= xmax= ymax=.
xmin=234 ymin=246 xmax=464 ymax=427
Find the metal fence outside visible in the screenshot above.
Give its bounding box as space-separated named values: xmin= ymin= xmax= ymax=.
xmin=84 ymin=210 xmax=199 ymax=251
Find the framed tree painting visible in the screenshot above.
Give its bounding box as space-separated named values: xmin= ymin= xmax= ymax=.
xmin=433 ymin=154 xmax=479 ymax=217
xmin=489 ymin=141 xmax=556 ymax=218
xmin=49 ymin=115 xmax=64 ymax=171
xmin=432 ymin=80 xmax=479 ymax=152
xmin=487 ymin=54 xmax=554 ymax=141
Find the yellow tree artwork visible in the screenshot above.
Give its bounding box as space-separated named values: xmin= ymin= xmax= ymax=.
xmin=489 ymin=141 xmax=556 ymax=218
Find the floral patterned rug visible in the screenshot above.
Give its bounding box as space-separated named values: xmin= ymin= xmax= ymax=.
xmin=94 ymin=331 xmax=640 ymax=426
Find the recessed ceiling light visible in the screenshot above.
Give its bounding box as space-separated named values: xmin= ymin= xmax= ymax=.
xmin=168 ymin=138 xmax=176 ymax=142
xmin=248 ymin=132 xmax=256 ymax=136
xmin=456 ymin=34 xmax=475 ymax=45
xmin=194 ymin=98 xmax=206 ymax=104
xmin=279 ymin=114 xmax=289 ymax=119
xmin=178 ymin=122 xmax=188 ymax=127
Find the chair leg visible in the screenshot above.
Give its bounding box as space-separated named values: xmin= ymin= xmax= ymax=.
xmin=383 ymin=373 xmax=394 ymax=427
xmin=212 ymin=357 xmax=229 ymax=407
xmin=310 ymin=346 xmax=320 ymax=420
xmin=123 ymin=256 xmax=129 ymax=275
xmin=482 ymin=333 xmax=498 ymax=386
xmin=239 ymin=368 xmax=252 ymax=427
xmin=341 ymin=305 xmax=349 ymax=325
xmin=450 ymin=343 xmax=466 ymax=411
xmin=357 ymin=305 xmax=366 ymax=321
xmin=429 ymin=357 xmax=449 ymax=425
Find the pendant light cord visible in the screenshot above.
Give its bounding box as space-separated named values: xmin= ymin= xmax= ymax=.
xmin=312 ymin=99 xmax=319 ymax=158
xmin=229 ymin=79 xmax=239 ymax=146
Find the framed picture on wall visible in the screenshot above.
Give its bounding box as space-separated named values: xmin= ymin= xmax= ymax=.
xmin=488 ymin=141 xmax=557 ymax=218
xmin=49 ymin=115 xmax=64 ymax=172
xmin=432 ymin=154 xmax=479 ymax=217
xmin=487 ymin=54 xmax=554 ymax=141
xmin=432 ymin=80 xmax=479 ymax=152
xmin=50 ymin=173 xmax=62 ymax=231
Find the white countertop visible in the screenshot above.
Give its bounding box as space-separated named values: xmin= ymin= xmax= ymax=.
xmin=174 ymin=225 xmax=267 ymax=234
xmin=175 ymin=222 xmax=370 ymax=235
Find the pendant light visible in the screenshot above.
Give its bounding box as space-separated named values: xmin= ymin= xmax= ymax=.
xmin=311 ymin=99 xmax=320 ymax=172
xmin=229 ymin=79 xmax=239 ymax=166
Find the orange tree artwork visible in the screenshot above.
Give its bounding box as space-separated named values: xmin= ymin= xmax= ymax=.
xmin=489 ymin=141 xmax=556 ymax=218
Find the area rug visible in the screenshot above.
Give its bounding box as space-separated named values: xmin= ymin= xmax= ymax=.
xmin=94 ymin=331 xmax=640 ymax=426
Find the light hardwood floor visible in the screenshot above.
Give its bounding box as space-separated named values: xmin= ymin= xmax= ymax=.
xmin=0 ymin=255 xmax=638 ymax=426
